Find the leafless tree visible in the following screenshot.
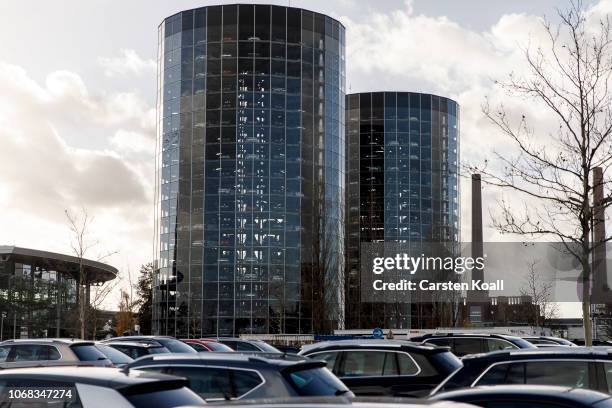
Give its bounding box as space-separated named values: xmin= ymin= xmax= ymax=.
xmin=88 ymin=277 xmax=121 ymax=339
xmin=470 ymin=0 xmax=612 ymax=345
xmin=520 ymin=260 xmax=559 ymax=328
xmin=65 ymin=208 xmax=116 ymax=339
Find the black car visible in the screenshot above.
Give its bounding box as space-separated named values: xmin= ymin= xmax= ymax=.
xmin=0 ymin=366 xmax=205 ymax=407
xmin=298 ymin=340 xmax=462 ymax=397
xmin=522 ymin=336 xmax=577 ymax=347
xmin=431 ymin=385 xmax=612 ymax=408
xmin=102 ymin=335 xmax=197 ymax=353
xmin=105 ymin=340 xmax=171 ymax=359
xmin=207 ymin=337 xmax=282 ymax=353
xmin=432 ymin=347 xmax=612 ymax=394
xmin=128 ymin=352 xmax=352 ymax=401
xmin=409 ymin=333 xmax=536 ymax=357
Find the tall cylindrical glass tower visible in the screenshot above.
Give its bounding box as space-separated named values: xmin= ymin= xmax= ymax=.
xmin=345 ymin=92 xmax=459 ymax=329
xmin=154 ymin=5 xmax=345 ymax=336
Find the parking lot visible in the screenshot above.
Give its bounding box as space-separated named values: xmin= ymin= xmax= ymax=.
xmin=0 ymin=333 xmax=610 ymax=407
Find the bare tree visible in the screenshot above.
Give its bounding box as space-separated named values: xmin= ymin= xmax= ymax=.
xmin=471 ymin=0 xmax=612 ymax=345
xmin=88 ymin=277 xmax=121 ymax=339
xmin=65 ymin=208 xmax=116 ymax=339
xmin=520 ymin=260 xmax=559 ymax=328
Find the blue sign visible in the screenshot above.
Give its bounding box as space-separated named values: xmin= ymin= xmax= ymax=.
xmin=373 ymin=327 xmax=383 ymax=339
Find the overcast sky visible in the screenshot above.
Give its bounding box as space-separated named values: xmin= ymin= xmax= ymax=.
xmin=0 ymin=0 xmax=606 ymax=316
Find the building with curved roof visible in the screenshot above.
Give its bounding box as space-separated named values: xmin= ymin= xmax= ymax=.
xmin=0 ymin=246 xmax=118 ymax=339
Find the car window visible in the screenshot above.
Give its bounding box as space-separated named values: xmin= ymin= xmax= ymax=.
xmin=11 ymin=345 xmax=61 ymax=361
xmin=452 ymin=338 xmax=483 ymax=356
xmin=486 ymin=338 xmax=518 ymax=352
xmin=603 ymin=362 xmax=612 ymax=393
xmin=341 ymin=350 xmax=386 ymax=377
xmin=525 ymin=361 xmax=589 ymax=388
xmin=285 ymin=367 xmax=350 ymax=396
xmin=425 ymin=338 xmax=452 ymax=347
xmin=125 ymin=386 xmax=205 ymax=408
xmin=381 ymin=352 xmax=399 ymax=376
xmin=206 ymin=342 xmax=234 ymax=352
xmin=166 ymin=366 xmax=232 ymax=400
xmin=71 ymin=344 xmax=108 ymax=362
xmin=477 ymin=363 xmax=525 ymax=385
xmin=235 ymin=342 xmax=260 ymax=351
xmin=0 ymin=346 xmax=10 ymax=362
xmin=252 ymin=342 xmax=280 ymax=353
xmin=232 ymin=369 xmax=263 ymax=397
xmin=156 ymin=338 xmax=196 ymax=353
xmin=148 ymin=346 xmax=170 ymax=354
xmin=187 ymin=342 xmax=209 ymax=352
xmin=397 ymin=352 xmax=419 ymax=375
xmin=311 ymin=352 xmax=339 ymax=371
xmin=110 ymin=345 xmax=143 ymax=359
xmin=95 ymin=345 xmax=133 ymax=365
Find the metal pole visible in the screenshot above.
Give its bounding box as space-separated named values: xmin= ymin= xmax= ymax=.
xmin=1 ymin=314 xmax=4 ymax=341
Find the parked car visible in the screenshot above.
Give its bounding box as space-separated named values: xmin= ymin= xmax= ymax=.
xmin=0 ymin=366 xmax=205 ymax=407
xmin=182 ymin=339 xmax=234 ymax=352
xmin=522 ymin=336 xmax=577 ymax=347
xmin=430 ymin=385 xmax=612 ymax=408
xmin=273 ymin=345 xmax=302 ymax=354
xmin=432 ymin=347 xmax=612 ymax=394
xmin=94 ymin=342 xmax=134 ymax=367
xmin=207 ymin=337 xmax=282 ymax=353
xmin=204 ymin=396 xmax=478 ymax=408
xmin=409 ymin=333 xmax=536 ymax=357
xmin=128 ymin=351 xmax=353 ymax=401
xmin=104 ymin=340 xmax=171 ymax=359
xmin=0 ymin=339 xmax=113 ymax=367
xmin=298 ymin=339 xmax=462 ymax=397
xmin=102 ymin=335 xmax=198 ymax=353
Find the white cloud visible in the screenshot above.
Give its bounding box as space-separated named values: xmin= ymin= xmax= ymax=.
xmin=110 ymin=129 xmax=156 ymax=155
xmin=0 ymin=61 xmax=155 ymax=309
xmin=98 ymin=49 xmax=156 ymax=78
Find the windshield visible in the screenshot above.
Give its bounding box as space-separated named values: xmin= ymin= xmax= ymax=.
xmin=156 ymin=338 xmax=197 ymax=353
xmin=285 ymin=366 xmax=351 ymax=397
xmin=96 ymin=345 xmax=133 ymax=364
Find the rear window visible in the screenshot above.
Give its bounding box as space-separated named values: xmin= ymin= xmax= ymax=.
xmin=285 ymin=367 xmax=350 ymax=396
xmin=148 ymin=346 xmax=170 ymax=354
xmin=206 ymin=342 xmax=234 ymax=352
xmin=71 ymin=344 xmax=109 ymax=362
xmin=453 ymin=338 xmax=483 ymax=356
xmin=96 ymin=345 xmax=133 ymax=364
xmin=125 ymin=386 xmax=204 ymax=408
xmin=252 ymin=341 xmax=281 ymax=353
xmin=186 ymin=342 xmax=209 ymax=352
xmin=156 ymin=338 xmax=196 ymax=353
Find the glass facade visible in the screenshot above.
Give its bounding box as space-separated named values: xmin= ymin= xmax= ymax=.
xmin=345 ymin=92 xmax=459 ymax=329
xmin=154 ymin=5 xmax=346 ymax=336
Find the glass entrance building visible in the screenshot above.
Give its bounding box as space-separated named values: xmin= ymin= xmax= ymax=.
xmin=345 ymin=92 xmax=459 ymax=329
xmin=153 ymin=5 xmax=346 ymax=336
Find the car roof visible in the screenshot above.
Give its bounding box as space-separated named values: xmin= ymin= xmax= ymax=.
xmin=414 ymin=333 xmax=523 ymax=340
xmin=208 ymin=337 xmax=267 ymax=343
xmin=0 ymin=366 xmax=187 ymax=388
xmin=128 ymin=352 xmax=318 ymax=369
xmin=203 ymin=396 xmax=475 ymax=407
xmin=105 ymin=341 xmax=165 ymax=348
xmin=460 ymin=346 xmax=612 ymax=364
xmin=300 ymin=339 xmax=444 ymax=354
xmin=432 ymin=385 xmax=612 ymax=404
xmin=0 ymin=339 xmax=93 ymax=346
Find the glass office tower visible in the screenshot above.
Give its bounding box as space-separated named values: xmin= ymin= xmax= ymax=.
xmin=154 ymin=5 xmax=346 ymax=336
xmin=345 ymin=92 xmax=459 ymax=329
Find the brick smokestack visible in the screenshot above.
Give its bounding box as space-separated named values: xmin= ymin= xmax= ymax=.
xmin=469 ymin=174 xmax=487 ymax=303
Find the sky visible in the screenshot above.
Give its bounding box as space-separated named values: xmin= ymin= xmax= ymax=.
xmin=0 ymin=0 xmax=607 ymax=317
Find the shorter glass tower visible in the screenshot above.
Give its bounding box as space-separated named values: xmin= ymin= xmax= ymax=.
xmin=345 ymin=92 xmax=460 ymax=329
